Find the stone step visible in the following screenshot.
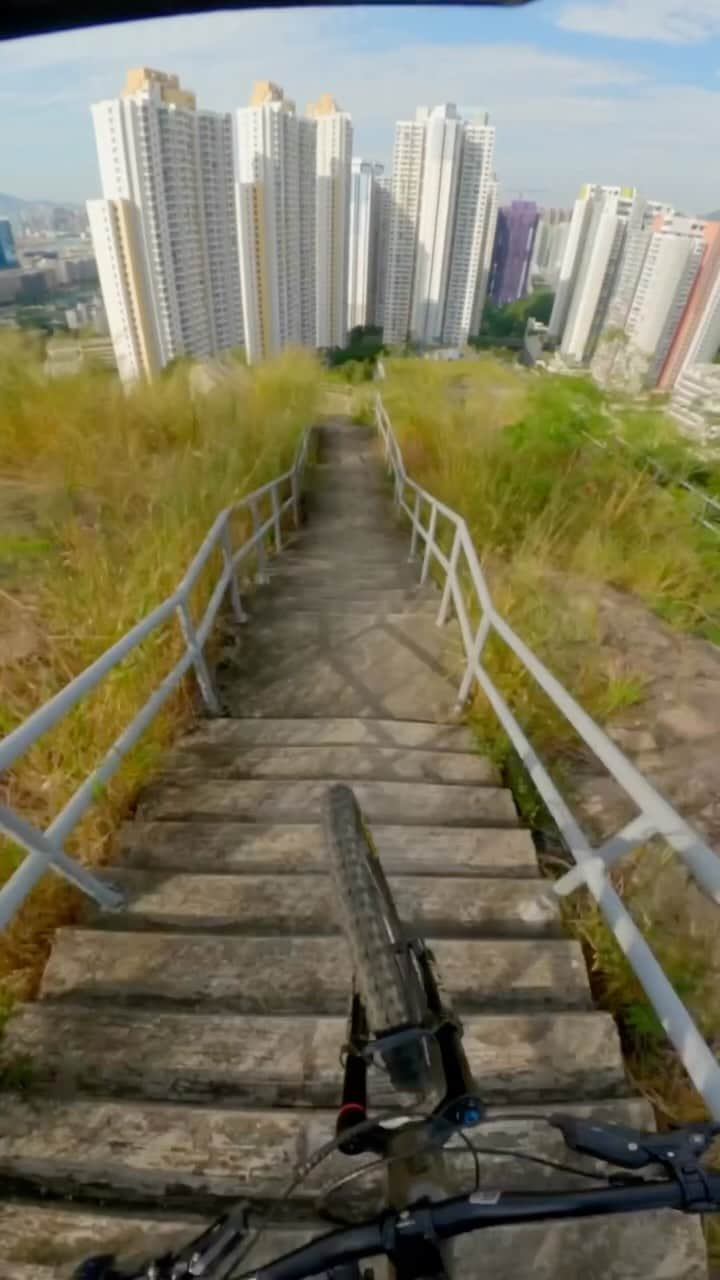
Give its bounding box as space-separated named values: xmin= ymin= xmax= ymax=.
xmin=95 ymin=872 xmax=559 ymax=937
xmin=162 ymin=744 xmax=499 ymax=786
xmin=293 ymin=534 xmax=411 ymax=559
xmin=278 ymin=547 xmax=411 ymax=567
xmin=39 ymin=932 xmax=591 ymax=1012
xmin=0 ymin=1201 xmax=311 ymax=1277
xmin=183 ymin=717 xmax=476 ymax=752
xmin=0 ymin=1096 xmax=656 ymax=1215
xmin=3 ymin=1007 xmax=627 ymax=1104
xmin=138 ymin=779 xmax=519 ymax=826
xmin=118 ymin=821 xmax=540 ymax=878
xmin=0 ymin=1206 xmax=707 ymax=1280
xmin=267 ymin=562 xmax=417 ymax=587
xmin=254 ymin=590 xmax=439 ymax=614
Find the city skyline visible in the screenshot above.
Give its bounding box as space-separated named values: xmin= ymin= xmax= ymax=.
xmin=1 ymin=2 xmax=720 ymax=214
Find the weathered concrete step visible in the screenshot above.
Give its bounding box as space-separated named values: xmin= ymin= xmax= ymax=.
xmin=39 ymin=932 xmax=591 ymax=1011
xmin=278 ymin=547 xmax=411 ymax=567
xmin=138 ymin=779 xmax=519 ymax=826
xmin=0 ymin=1096 xmax=656 ymax=1213
xmin=162 ymin=744 xmax=499 ymax=786
xmin=254 ymin=590 xmax=439 ymax=614
xmin=96 ymin=872 xmax=559 ymax=937
xmin=3 ymin=1007 xmax=626 ymax=1104
xmin=293 ymin=534 xmax=411 ymax=559
xmin=268 ymin=562 xmax=418 ymax=587
xmin=118 ymin=821 xmax=539 ymax=878
xmin=184 ymin=717 xmax=476 ymax=752
xmin=0 ymin=1201 xmax=312 ymax=1277
xmin=0 ymin=1204 xmax=707 ymax=1280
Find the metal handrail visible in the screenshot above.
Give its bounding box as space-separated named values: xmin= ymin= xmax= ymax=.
xmin=0 ymin=429 xmax=312 ymax=929
xmin=375 ymin=393 xmax=720 ymax=1118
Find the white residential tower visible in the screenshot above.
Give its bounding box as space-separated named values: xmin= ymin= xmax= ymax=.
xmin=89 ymin=68 xmax=243 ymax=381
xmin=347 ymin=159 xmax=384 ymax=331
xmin=383 ymin=104 xmax=496 ymax=347
xmin=308 ymin=94 xmax=352 ymax=349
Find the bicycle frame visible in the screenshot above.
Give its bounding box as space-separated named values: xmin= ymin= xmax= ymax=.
xmin=334 ymin=941 xmax=484 ymax=1280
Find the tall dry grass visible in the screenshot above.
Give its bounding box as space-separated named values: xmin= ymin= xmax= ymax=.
xmin=382 ymin=357 xmax=718 ymax=753
xmin=381 ymin=355 xmax=720 ymax=1162
xmin=0 ymin=336 xmax=321 ymax=1001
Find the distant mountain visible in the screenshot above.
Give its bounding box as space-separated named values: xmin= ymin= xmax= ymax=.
xmin=702 ymin=210 xmax=720 ymax=221
xmin=0 ymin=192 xmax=84 ymax=221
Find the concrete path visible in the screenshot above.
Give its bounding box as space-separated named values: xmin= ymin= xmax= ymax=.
xmin=0 ymin=422 xmax=706 ymax=1277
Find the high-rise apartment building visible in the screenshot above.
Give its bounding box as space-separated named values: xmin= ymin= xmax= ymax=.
xmin=549 ymin=185 xmax=633 ymax=341
xmin=371 ymin=174 xmax=392 ymax=329
xmin=592 ymin=213 xmax=706 ymax=389
xmin=556 ymin=186 xmax=639 ymax=363
xmin=488 ymin=200 xmax=538 ymax=305
xmin=470 ymin=177 xmax=498 ymax=335
xmin=89 ymin=68 xmax=243 ymax=381
xmin=86 ymin=198 xmax=161 ymax=382
xmin=236 ymin=82 xmax=317 ymax=362
xmin=236 ymin=83 xmax=352 ymax=360
xmin=197 ymin=110 xmax=245 ymax=354
xmin=658 ymin=223 xmax=720 ymax=391
xmin=383 ymin=116 xmax=425 ymax=344
xmin=347 ymin=159 xmax=384 ymax=331
xmin=383 ymin=104 xmax=495 ymax=347
xmin=0 ymin=219 xmax=18 ymax=270
xmin=307 ymin=94 xmax=352 ymax=349
xmin=528 ymin=208 xmax=570 ymax=291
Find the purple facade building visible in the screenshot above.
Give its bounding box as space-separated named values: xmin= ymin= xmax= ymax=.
xmin=489 ymin=200 xmax=539 ymax=305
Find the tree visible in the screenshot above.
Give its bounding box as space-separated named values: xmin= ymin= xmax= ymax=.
xmin=470 ymin=289 xmax=555 ymax=350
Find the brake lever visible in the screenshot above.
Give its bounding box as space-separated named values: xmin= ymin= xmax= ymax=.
xmin=549 ymin=1115 xmax=720 ymax=1209
xmin=549 ymin=1115 xmax=720 ymax=1170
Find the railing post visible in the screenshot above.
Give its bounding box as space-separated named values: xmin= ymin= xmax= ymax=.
xmin=250 ymin=496 xmax=269 ymax=583
xmin=393 ymin=456 xmax=403 ymax=510
xmin=176 ymin=599 xmax=221 ymax=715
xmin=437 ymin=527 xmax=461 ymax=627
xmin=291 ymin=471 xmax=301 ymax=529
xmin=271 ymin=484 xmax=282 ymax=555
xmin=420 ymin=503 xmax=438 ymax=585
xmin=0 ymin=807 xmax=126 ymax=928
xmin=221 ymin=522 xmax=248 ymax=624
xmin=455 ymin=613 xmax=491 ymax=710
xmin=408 ymin=492 xmax=421 ymax=561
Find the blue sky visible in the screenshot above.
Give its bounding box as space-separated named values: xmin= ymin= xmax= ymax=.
xmin=1 ymin=0 xmax=719 ymax=212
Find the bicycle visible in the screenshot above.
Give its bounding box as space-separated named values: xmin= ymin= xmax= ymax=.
xmin=74 ymin=784 xmax=720 ymax=1280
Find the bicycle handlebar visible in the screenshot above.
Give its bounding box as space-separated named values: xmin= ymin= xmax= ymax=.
xmin=72 ymin=1173 xmax=720 ymax=1280
xmin=255 ymin=1176 xmax=720 ymax=1280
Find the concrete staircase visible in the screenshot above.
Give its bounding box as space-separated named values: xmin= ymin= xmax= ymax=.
xmin=0 ymin=422 xmax=706 ymax=1278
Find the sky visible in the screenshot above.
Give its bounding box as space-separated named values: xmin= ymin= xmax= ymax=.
xmin=1 ymin=0 xmax=720 ymax=213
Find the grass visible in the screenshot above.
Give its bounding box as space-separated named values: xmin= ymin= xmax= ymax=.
xmin=380 ymin=353 xmax=720 ymax=1144
xmin=382 ymin=357 xmax=719 ymax=645
xmin=0 ymin=333 xmax=322 ymax=1002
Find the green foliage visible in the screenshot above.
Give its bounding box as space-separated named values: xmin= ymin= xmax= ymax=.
xmin=382 ymin=357 xmax=719 ymax=655
xmin=326 ymin=326 xmax=386 ymax=374
xmin=471 ymin=289 xmax=554 ymax=349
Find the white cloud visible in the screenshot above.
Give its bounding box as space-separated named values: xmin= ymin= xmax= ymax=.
xmin=1 ymin=7 xmax=719 ymax=214
xmin=556 ymin=0 xmax=720 ymax=44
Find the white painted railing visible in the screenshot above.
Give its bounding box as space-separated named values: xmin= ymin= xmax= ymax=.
xmin=0 ymin=429 xmax=312 ymax=930
xmin=375 ymin=393 xmax=720 ymax=1119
